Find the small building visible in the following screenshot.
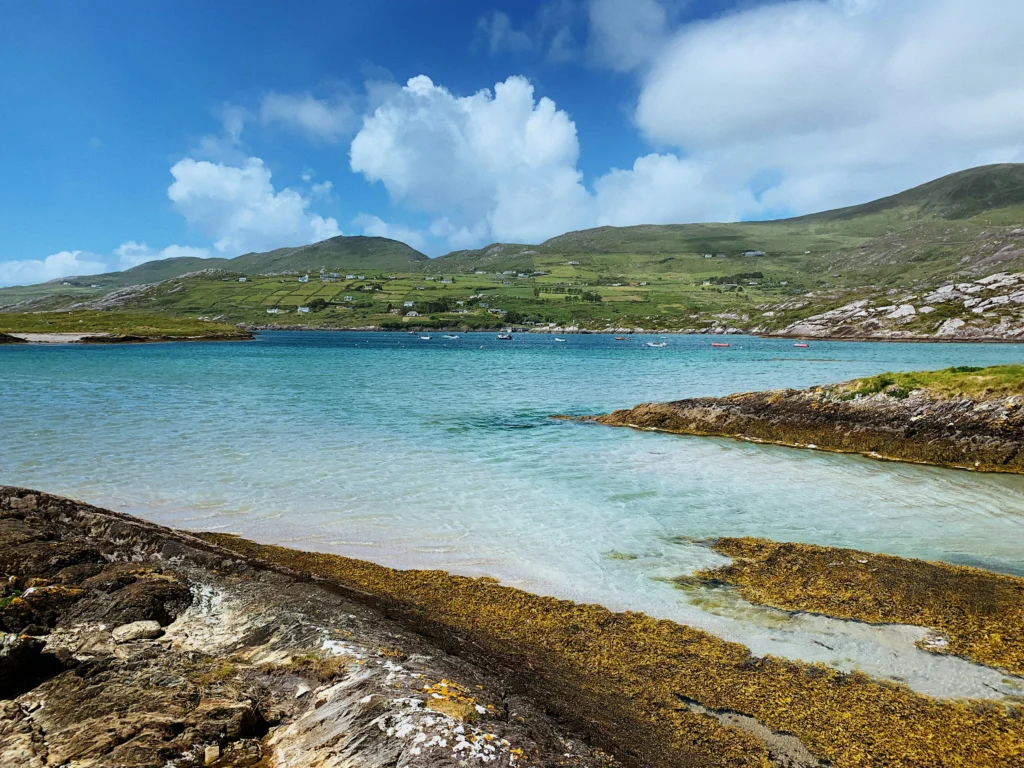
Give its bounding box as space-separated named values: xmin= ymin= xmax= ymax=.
xmin=357 ymin=275 xmax=365 ymax=280
xmin=703 ymin=254 xmax=714 ymax=259
xmin=403 ymin=301 xmax=416 ymax=307
xmin=743 ymin=250 xmax=766 ymax=257
xmin=566 ymin=261 xmax=579 ymax=266
xmin=441 ymin=279 xmax=452 ymax=284
xmin=297 ymin=306 xmax=310 ymax=313
xmin=475 ymin=270 xmax=487 ymax=274
xmin=346 ymin=274 xmax=356 ymax=280
xmin=238 ymin=277 xmax=247 ymax=282
xmin=406 ymin=311 xmax=421 ymax=317
xmin=415 ymin=286 xmax=425 ymax=290
xmin=266 ymin=308 xmax=281 ymax=314
xmin=343 ymin=295 xmax=355 ymax=302
xmin=299 ymin=274 xmax=309 ymax=283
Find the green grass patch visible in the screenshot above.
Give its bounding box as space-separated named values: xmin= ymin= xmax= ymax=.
xmin=839 ymin=364 xmax=1024 ymax=401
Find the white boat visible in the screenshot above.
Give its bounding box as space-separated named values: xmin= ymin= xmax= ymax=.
xmin=420 ymin=335 xmax=432 ymax=340
xmin=645 ymin=341 xmax=668 ymax=348
xmin=554 ymin=337 xmax=568 ymax=342
xmin=497 ymin=333 xmax=513 ymax=340
xmin=443 ymin=334 xmax=459 ymax=339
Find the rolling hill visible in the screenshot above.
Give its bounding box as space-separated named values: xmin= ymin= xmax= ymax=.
xmin=11 ymin=235 xmax=426 ymax=292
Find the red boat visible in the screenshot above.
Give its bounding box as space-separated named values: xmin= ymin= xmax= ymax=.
xmin=711 ymin=342 xmax=730 ymax=348
xmin=615 ymin=336 xmax=630 ymax=341
xmin=794 ymin=342 xmax=810 ymax=348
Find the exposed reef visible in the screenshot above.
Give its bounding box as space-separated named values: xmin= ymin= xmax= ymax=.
xmin=3 ymin=487 xmax=1024 ymax=767
xmin=591 ymin=367 xmax=1024 ymax=473
xmin=684 ymin=537 xmax=1024 ymax=677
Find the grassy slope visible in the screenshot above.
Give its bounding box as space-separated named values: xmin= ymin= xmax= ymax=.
xmin=0 ymin=310 xmax=245 ymax=338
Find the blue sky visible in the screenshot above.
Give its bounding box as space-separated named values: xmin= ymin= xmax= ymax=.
xmin=2 ymin=0 xmax=1024 ymax=285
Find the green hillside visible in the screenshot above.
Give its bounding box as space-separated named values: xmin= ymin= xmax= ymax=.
xmin=230 ymin=235 xmax=428 ymax=273
xmin=0 ymin=235 xmax=428 ymax=307
xmin=3 ymin=164 xmax=1024 ymax=335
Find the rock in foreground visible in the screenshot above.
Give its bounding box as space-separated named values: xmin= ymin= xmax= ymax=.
xmin=2 ymin=487 xmax=1024 ymax=767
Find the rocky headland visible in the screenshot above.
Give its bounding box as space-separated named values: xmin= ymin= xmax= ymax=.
xmin=2 ymin=487 xmax=1024 ymax=767
xmin=592 ymin=365 xmax=1024 ymax=473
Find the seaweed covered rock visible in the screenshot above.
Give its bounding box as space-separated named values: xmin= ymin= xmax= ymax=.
xmin=594 ymin=368 xmax=1024 ymax=473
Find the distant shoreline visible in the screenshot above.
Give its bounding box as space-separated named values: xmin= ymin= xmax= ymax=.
xmin=245 ymin=325 xmax=1024 ymax=344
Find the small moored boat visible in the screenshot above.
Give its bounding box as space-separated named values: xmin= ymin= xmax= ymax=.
xmin=711 ymin=342 xmax=730 ymax=348
xmin=497 ymin=333 xmax=513 ymax=340
xmin=443 ymin=334 xmax=459 ymax=339
xmin=794 ymin=342 xmax=810 ymax=348
xmin=420 ymin=336 xmax=432 ymax=340
xmin=554 ymin=337 xmax=567 ymax=342
xmin=615 ymin=336 xmax=630 ymax=341
xmin=645 ymin=342 xmax=667 ymax=348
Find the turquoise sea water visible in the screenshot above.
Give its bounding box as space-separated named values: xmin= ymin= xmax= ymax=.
xmin=3 ymin=331 xmax=1024 ymax=697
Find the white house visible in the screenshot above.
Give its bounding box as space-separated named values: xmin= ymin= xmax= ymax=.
xmin=299 ymin=274 xmax=309 ymax=283
xmin=346 ymin=274 xmax=356 ymax=279
xmin=357 ymin=275 xmax=365 ymax=280
xmin=297 ymin=306 xmax=310 ymax=313
xmin=743 ymin=250 xmax=766 ymax=257
xmin=266 ymin=308 xmax=281 ymax=314
xmin=238 ymin=277 xmax=247 ymax=282
xmin=406 ymin=311 xmax=421 ymax=317
xmin=403 ymin=301 xmax=416 ymax=307
xmin=343 ymin=295 xmax=355 ymax=302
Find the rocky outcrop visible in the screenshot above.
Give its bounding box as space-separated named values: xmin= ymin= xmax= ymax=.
xmin=0 ymin=332 xmax=26 ymax=344
xmin=767 ymin=271 xmax=1024 ymax=341
xmin=594 ymin=385 xmax=1024 ymax=473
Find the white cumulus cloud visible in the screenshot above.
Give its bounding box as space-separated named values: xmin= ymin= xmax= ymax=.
xmin=0 ymin=250 xmax=109 ymax=287
xmin=350 ymin=75 xmax=591 ymax=247
xmin=627 ymin=0 xmax=1024 ymax=214
xmin=168 ymin=157 xmax=341 ymax=255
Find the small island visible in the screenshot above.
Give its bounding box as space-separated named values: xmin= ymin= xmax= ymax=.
xmin=590 ymin=364 xmax=1024 ymax=473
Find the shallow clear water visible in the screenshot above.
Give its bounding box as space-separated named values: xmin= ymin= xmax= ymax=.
xmin=3 ymin=331 xmax=1024 ymax=698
